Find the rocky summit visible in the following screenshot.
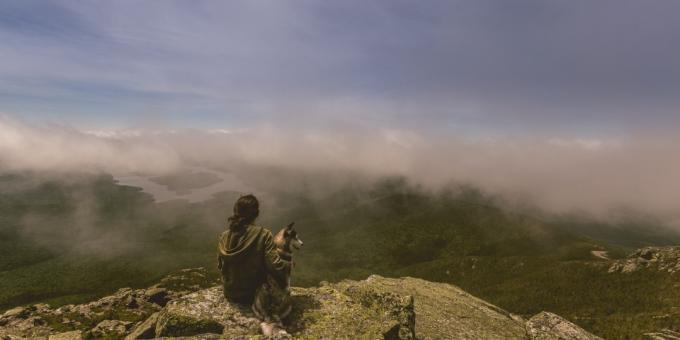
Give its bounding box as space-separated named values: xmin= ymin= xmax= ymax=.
xmin=608 ymin=246 xmax=680 ymax=274
xmin=1 ymin=268 xmax=603 ymax=339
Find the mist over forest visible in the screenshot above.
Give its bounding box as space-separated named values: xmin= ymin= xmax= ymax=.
xmin=3 ymin=1 xmax=680 ymax=338
xmin=3 ymin=116 xmax=680 ymax=222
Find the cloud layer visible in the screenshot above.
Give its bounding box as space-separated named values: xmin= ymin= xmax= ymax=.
xmin=2 ymin=117 xmax=680 ymax=219
xmin=0 ymin=116 xmax=180 ymax=173
xmin=2 ymin=1 xmax=680 ymax=219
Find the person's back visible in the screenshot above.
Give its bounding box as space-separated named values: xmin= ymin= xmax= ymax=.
xmin=217 ymin=195 xmax=291 ymax=305
xmin=218 ymin=225 xmax=278 ymax=304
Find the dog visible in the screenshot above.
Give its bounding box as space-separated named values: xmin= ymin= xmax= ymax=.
xmin=252 ymin=222 xmax=303 ymax=336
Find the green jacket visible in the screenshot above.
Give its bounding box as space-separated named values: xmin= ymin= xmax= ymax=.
xmin=217 ymin=225 xmax=291 ymax=304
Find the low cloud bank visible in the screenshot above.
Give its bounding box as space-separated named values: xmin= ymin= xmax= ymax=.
xmin=0 ymin=116 xmax=181 ymax=174
xmin=1 ymin=116 xmax=679 ymax=218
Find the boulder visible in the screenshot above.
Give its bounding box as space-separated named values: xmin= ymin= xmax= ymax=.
xmin=289 ymin=277 xmax=415 ymax=339
xmin=125 ymin=312 xmax=160 ymax=340
xmin=86 ymin=319 xmax=132 ymax=339
xmin=154 ymin=288 xmax=251 ymax=337
xmin=526 ymin=312 xmax=603 ymax=340
xmin=1 ymin=308 xmax=27 ymax=320
xmin=144 ymin=287 xmax=170 ymax=306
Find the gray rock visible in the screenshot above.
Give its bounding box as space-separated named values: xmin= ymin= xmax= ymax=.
xmin=144 ymin=287 xmax=170 ymax=306
xmin=154 ymin=288 xmax=258 ymax=338
xmin=609 ymin=246 xmax=680 ymax=274
xmin=0 ymin=335 xmax=23 ymax=340
xmin=153 ymin=277 xmax=418 ymax=339
xmin=48 ymin=330 xmax=83 ymax=340
xmin=0 ymin=270 xmax=605 ymax=340
xmin=86 ymin=319 xmax=132 ymax=339
xmin=150 ymin=275 xmax=545 ymax=339
xmin=526 ymin=312 xmax=603 ymax=340
xmin=1 ymin=308 xmax=27 ymax=319
xmin=125 ymin=312 xmax=160 ymax=340
xmin=645 ymin=329 xmax=680 ymax=339
xmin=335 ymin=275 xmax=523 ymax=340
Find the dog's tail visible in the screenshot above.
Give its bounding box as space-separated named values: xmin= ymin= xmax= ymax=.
xmin=260 ymin=322 xmax=289 ymax=338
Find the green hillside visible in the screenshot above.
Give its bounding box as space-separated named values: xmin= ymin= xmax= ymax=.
xmin=1 ymin=172 xmax=679 ymax=338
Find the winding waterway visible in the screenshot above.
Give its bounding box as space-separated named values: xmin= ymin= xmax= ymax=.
xmin=113 ymin=167 xmax=255 ymax=203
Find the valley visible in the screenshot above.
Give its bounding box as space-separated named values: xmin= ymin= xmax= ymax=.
xmin=1 ymin=171 xmax=680 ymax=338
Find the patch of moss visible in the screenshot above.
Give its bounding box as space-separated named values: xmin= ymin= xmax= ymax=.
xmin=155 ymin=311 xmax=224 ymax=337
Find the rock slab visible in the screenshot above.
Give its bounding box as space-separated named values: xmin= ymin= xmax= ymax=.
xmin=0 ymin=270 xmax=606 ymax=340
xmin=153 ymin=276 xmax=415 ymax=339
xmin=526 ymin=312 xmax=603 ymax=340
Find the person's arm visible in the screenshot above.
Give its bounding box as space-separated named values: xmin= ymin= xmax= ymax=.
xmin=263 ymin=231 xmax=292 ymax=281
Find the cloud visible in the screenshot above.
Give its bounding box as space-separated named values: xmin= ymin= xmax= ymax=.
xmin=0 ymin=115 xmax=181 ymax=174
xmin=1 ymin=1 xmax=680 ymax=132
xmin=2 ymin=1 xmax=680 ymax=219
xmin=2 ymin=117 xmax=680 ymax=219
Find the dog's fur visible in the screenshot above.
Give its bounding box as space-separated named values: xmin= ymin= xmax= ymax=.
xmin=252 ymin=222 xmax=303 ymax=336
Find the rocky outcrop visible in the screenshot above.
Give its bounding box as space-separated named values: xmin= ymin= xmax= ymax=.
xmin=526 ymin=312 xmax=603 ymax=340
xmin=121 ymin=275 xmax=602 ymax=339
xmin=342 ymin=275 xmax=524 ymax=339
xmin=0 ymin=269 xmax=603 ymax=339
xmin=150 ymin=277 xmax=415 ymax=339
xmin=0 ymin=267 xmax=217 ymax=340
xmin=609 ymin=246 xmax=680 ymax=274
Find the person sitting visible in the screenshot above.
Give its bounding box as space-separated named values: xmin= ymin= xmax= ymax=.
xmin=217 ymin=194 xmax=292 ymax=307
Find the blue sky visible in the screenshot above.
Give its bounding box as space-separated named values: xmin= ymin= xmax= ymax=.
xmin=1 ymin=0 xmax=679 ymax=135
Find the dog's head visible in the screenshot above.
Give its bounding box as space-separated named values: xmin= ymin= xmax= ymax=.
xmin=274 ymin=222 xmax=303 ymax=252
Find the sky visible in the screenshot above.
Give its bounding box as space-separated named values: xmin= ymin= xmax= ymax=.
xmin=1 ymin=0 xmax=679 ymax=134
xmin=1 ymin=1 xmax=680 ymax=218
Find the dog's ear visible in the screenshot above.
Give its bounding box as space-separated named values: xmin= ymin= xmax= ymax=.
xmin=282 ymin=222 xmax=295 ymax=236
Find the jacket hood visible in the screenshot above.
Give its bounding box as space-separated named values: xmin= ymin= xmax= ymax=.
xmin=218 ymin=225 xmax=263 ymax=257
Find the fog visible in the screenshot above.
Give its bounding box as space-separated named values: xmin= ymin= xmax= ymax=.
xmin=2 ymin=1 xmax=680 ymax=223
xmin=0 ymin=116 xmax=181 ymax=174
xmin=2 ymin=116 xmax=680 ymax=221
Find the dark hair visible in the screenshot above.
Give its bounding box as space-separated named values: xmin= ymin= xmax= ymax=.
xmin=227 ymin=194 xmax=259 ymax=231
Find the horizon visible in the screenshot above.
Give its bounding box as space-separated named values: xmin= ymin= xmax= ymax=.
xmin=1 ymin=1 xmax=680 ymax=218
xmin=3 ymin=4 xmax=680 ymax=338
